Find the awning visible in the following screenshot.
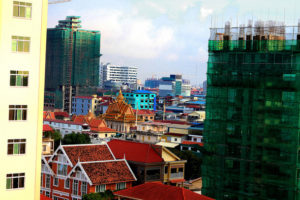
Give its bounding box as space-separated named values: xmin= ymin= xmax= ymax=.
xmin=170 ymin=179 xmax=185 ymax=183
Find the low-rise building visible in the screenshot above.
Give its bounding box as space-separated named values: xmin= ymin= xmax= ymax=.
xmin=108 ymin=140 xmax=186 ymax=186
xmin=40 ymin=144 xmax=136 ymax=200
xmin=187 ymin=111 xmax=205 ymax=123
xmin=43 ymin=119 xmax=90 ymax=136
xmin=72 ymin=95 xmax=103 ymax=116
xmin=42 ymin=125 xmax=55 ymax=155
xmin=133 ymin=109 xmax=156 ymax=122
xmin=123 ymin=90 xmax=157 ymax=111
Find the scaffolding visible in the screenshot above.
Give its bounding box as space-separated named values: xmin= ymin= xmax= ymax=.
xmin=202 ymin=20 xmax=300 ymax=200
xmin=45 ymin=16 xmax=101 ymax=111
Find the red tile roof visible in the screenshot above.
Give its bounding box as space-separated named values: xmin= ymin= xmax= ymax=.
xmin=155 ymin=120 xmax=191 ymax=125
xmin=54 ymin=112 xmax=69 ymax=118
xmin=43 ymin=111 xmax=56 ymax=120
xmin=114 ymin=182 xmax=215 ymax=200
xmin=43 ymin=124 xmax=53 ymax=132
xmin=62 ymin=144 xmax=115 ymax=165
xmin=133 ymin=109 xmax=155 ymax=115
xmin=73 ymin=115 xmax=88 ymax=124
xmin=89 ymin=119 xmax=105 ymax=128
xmin=182 ymin=141 xmax=204 ymax=147
xmin=91 ymin=127 xmax=117 ymax=133
xmin=81 ymin=160 xmax=136 ymax=185
xmin=170 ymin=179 xmax=186 ymax=183
xmin=108 ymin=140 xmax=164 ymax=163
xmin=40 ymin=194 xmax=52 ymax=200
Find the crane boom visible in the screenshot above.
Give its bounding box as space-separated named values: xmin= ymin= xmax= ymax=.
xmin=48 ymin=0 xmax=71 ymax=4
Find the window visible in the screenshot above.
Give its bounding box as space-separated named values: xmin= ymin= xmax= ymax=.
xmin=164 ymin=166 xmax=168 ymax=174
xmin=64 ymin=178 xmax=70 ymax=189
xmin=40 ymin=174 xmax=43 ymax=187
xmin=53 ymin=177 xmax=58 ymax=186
xmin=9 ymin=105 xmax=27 ymax=120
xmin=45 ymin=175 xmax=50 ymax=188
xmin=12 ymin=36 xmax=30 ymax=52
xmin=13 ymin=1 xmax=32 ymax=18
xmin=96 ymin=184 xmax=106 ymax=193
xmin=45 ymin=191 xmax=50 ymax=197
xmin=171 ymin=168 xmax=177 ymax=173
xmin=10 ymin=71 xmax=29 ymax=86
xmin=179 ymin=168 xmax=183 ymax=172
xmin=7 ymin=139 xmax=26 ymax=155
xmin=81 ymin=182 xmax=87 ymax=196
xmin=73 ymin=180 xmax=78 ymax=195
xmin=43 ymin=145 xmax=46 ymax=152
xmin=116 ymin=182 xmax=126 ymax=190
xmin=6 ymin=173 xmax=25 ymax=189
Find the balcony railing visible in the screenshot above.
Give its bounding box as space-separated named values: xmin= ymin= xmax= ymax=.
xmin=170 ymin=172 xmax=184 ymax=179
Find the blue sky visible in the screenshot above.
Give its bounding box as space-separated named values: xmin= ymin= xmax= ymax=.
xmin=48 ymin=0 xmax=299 ymax=86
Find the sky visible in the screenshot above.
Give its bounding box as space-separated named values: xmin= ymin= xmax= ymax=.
xmin=48 ymin=0 xmax=299 ymax=86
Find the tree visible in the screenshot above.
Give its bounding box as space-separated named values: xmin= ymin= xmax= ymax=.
xmin=168 ymin=148 xmax=202 ymax=180
xmin=62 ymin=132 xmax=91 ymax=145
xmin=82 ymin=190 xmax=114 ymax=200
xmin=44 ymin=130 xmax=62 ymax=150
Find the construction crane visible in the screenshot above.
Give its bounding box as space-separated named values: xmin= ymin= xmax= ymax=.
xmin=48 ymin=0 xmax=71 ymax=4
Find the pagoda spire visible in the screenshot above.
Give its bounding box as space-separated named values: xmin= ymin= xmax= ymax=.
xmin=117 ymin=88 xmax=124 ymax=101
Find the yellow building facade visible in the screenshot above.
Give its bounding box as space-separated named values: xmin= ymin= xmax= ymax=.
xmin=0 ymin=0 xmax=48 ymax=199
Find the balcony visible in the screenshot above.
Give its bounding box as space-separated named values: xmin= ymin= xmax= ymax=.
xmin=170 ymin=172 xmax=184 ymax=179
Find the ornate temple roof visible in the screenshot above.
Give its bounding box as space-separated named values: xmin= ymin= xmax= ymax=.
xmin=103 ymin=89 xmax=136 ymax=123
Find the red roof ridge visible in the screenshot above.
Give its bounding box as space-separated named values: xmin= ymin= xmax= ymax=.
xmin=80 ymin=159 xmax=125 ymax=164
xmin=62 ymin=143 xmax=106 ymax=147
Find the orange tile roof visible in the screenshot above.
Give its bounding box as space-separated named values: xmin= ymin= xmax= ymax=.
xmin=114 ymin=182 xmax=215 ymax=200
xmin=62 ymin=144 xmax=115 ymax=165
xmin=81 ymin=160 xmax=136 ymax=185
xmin=43 ymin=111 xmax=56 ymax=120
xmin=91 ymin=127 xmax=117 ymax=133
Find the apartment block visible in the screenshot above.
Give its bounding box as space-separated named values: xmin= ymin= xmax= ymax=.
xmin=0 ymin=0 xmax=48 ymax=199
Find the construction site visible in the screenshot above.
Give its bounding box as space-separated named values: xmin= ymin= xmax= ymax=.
xmin=202 ymin=20 xmax=300 ymax=200
xmin=44 ymin=16 xmax=101 ymax=112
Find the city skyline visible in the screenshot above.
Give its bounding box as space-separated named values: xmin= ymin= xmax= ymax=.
xmin=48 ymin=0 xmax=299 ymax=85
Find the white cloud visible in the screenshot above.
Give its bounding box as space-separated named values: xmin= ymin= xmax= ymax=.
xmin=166 ymin=53 xmax=178 ymax=61
xmin=200 ymin=7 xmax=213 ymax=20
xmin=84 ymin=9 xmax=174 ymax=60
xmin=188 ymin=47 xmax=208 ymax=63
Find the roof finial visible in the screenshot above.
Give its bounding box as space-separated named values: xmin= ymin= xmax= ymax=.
xmin=116 ymin=88 xmax=124 ymax=101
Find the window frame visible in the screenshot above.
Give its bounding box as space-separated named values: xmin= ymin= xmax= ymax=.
xmin=10 ymin=70 xmax=29 ymax=87
xmin=95 ymin=184 xmax=106 ymax=193
xmin=53 ymin=177 xmax=59 ymax=187
xmin=9 ymin=105 xmax=27 ymax=121
xmin=6 ymin=173 xmax=25 ymax=190
xmin=7 ymin=139 xmax=26 ymax=155
xmin=72 ymin=179 xmax=78 ymax=195
xmin=81 ymin=181 xmax=87 ymax=196
xmin=12 ymin=36 xmax=30 ymax=53
xmin=13 ymin=1 xmax=32 ymax=19
xmin=116 ymin=182 xmax=126 ymax=190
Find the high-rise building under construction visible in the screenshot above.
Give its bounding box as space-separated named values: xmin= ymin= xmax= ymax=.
xmin=202 ymin=20 xmax=300 ymax=200
xmin=44 ymin=16 xmax=101 ymax=112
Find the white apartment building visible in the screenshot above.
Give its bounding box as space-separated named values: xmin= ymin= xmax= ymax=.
xmin=100 ymin=63 xmax=138 ymax=88
xmin=0 ymin=0 xmax=48 ymax=199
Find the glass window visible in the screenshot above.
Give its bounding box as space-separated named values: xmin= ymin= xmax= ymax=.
xmin=6 ymin=173 xmax=25 ymax=189
xmin=45 ymin=175 xmax=50 ymax=188
xmin=53 ymin=177 xmax=58 ymax=186
xmin=13 ymin=1 xmax=32 ymax=19
xmin=72 ymin=180 xmax=78 ymax=195
xmin=57 ymin=164 xmax=68 ymax=176
xmin=95 ymin=184 xmax=106 ymax=193
xmin=10 ymin=70 xmax=29 ymax=86
xmin=7 ymin=139 xmax=26 ymax=155
xmin=12 ymin=36 xmax=30 ymax=52
xmin=81 ymin=182 xmax=87 ymax=196
xmin=64 ymin=178 xmax=70 ymax=189
xmin=9 ymin=105 xmax=27 ymax=121
xmin=116 ymin=182 xmax=126 ymax=190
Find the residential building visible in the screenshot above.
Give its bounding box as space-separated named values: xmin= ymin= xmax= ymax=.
xmin=40 ymin=144 xmax=136 ymax=199
xmin=89 ymin=118 xmax=117 ymax=139
xmin=202 ymin=21 xmax=300 ymax=199
xmin=42 ymin=125 xmax=55 ymax=155
xmin=133 ymin=110 xmax=156 ymax=121
xmin=0 ymin=0 xmax=47 ymax=199
xmin=72 ymin=95 xmax=103 ymax=116
xmin=123 ymin=90 xmax=157 ymax=111
xmin=43 ymin=119 xmax=90 ymax=136
xmin=181 ymin=79 xmax=191 ymax=97
xmin=179 ymin=141 xmax=203 ymax=157
xmin=183 ymin=177 xmax=203 ymax=193
xmin=188 ymin=123 xmax=204 ymax=143
xmin=102 ymin=90 xmax=137 ymax=133
xmin=108 ymin=140 xmax=186 ymax=186
xmin=45 ymin=16 xmax=101 ymax=112
xmin=114 ymin=182 xmax=214 ymax=200
xmin=101 ymin=63 xmax=137 ymax=89
xmin=187 ymin=111 xmax=206 ymax=123
xmin=158 ymin=74 xmax=187 ymax=97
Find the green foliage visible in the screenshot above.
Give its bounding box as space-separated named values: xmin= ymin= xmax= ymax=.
xmin=62 ymin=132 xmax=91 ymax=145
xmin=168 ymin=148 xmax=202 ymax=180
xmin=44 ymin=130 xmax=62 ymax=150
xmin=82 ymin=190 xmax=114 ymax=200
